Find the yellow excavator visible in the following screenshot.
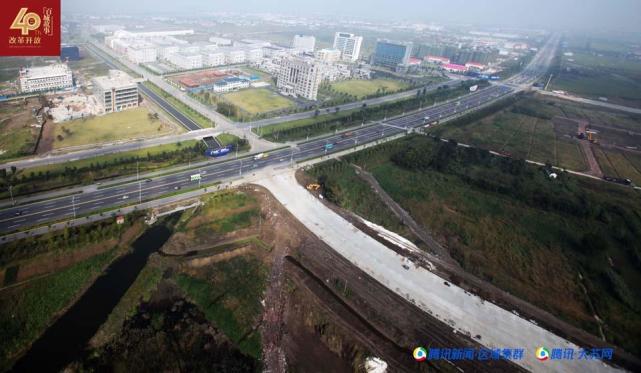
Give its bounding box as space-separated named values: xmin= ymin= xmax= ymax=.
xmin=306 ymin=183 xmax=321 ymax=191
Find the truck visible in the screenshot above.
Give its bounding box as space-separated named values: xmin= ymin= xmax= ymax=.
xmin=254 ymin=152 xmax=268 ymax=160
xmin=190 ymin=173 xmax=201 ymax=182
xmin=205 ymin=145 xmax=232 ymax=158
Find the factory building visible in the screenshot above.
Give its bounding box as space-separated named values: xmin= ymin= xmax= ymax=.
xmin=19 ymin=64 xmax=73 ymax=93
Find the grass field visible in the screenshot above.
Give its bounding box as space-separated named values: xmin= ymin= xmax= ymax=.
xmin=52 ymin=108 xmax=174 ymax=149
xmin=0 ymin=250 xmax=116 ymax=369
xmin=221 ymin=88 xmax=295 ymax=115
xmin=594 ymin=147 xmax=641 ymax=185
xmin=328 ymin=79 xmax=410 ymax=99
xmin=550 ymin=51 xmax=641 ymax=106
xmin=307 ymin=135 xmax=641 ymax=356
xmin=0 ymin=103 xmax=39 ymax=160
xmin=431 ymin=97 xmax=587 ymax=171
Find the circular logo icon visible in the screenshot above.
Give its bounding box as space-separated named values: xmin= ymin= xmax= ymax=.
xmin=535 ymin=347 xmax=550 ymax=361
xmin=413 ymin=347 xmax=427 ymax=362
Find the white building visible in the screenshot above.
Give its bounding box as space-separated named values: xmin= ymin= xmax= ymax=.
xmin=292 ymin=35 xmax=316 ymax=53
xmin=209 ymin=36 xmax=233 ymax=46
xmin=126 ymin=44 xmax=157 ymax=64
xmin=166 ymin=53 xmax=203 ymax=70
xmin=92 ymin=70 xmax=139 ymax=113
xmin=225 ymin=49 xmax=246 ymax=64
xmin=315 ymin=48 xmax=341 ymax=63
xmin=204 ymin=52 xmax=226 ymax=67
xmin=333 ymin=32 xmax=363 ymax=62
xmin=277 ymin=57 xmax=325 ymax=100
xmin=19 ymin=64 xmax=73 ymax=93
xmin=244 ymin=48 xmax=264 ymax=63
xmin=212 ymin=77 xmax=250 ymax=93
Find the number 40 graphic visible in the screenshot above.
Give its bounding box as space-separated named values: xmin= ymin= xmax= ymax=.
xmin=10 ymin=8 xmax=42 ymax=36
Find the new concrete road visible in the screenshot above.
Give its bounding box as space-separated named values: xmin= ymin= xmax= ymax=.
xmin=0 ymin=84 xmax=513 ymax=233
xmin=258 ymin=170 xmax=622 ymax=373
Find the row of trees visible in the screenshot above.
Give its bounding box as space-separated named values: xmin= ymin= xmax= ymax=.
xmin=264 ymin=80 xmax=487 ymax=142
xmin=0 ymin=142 xmax=207 ymax=197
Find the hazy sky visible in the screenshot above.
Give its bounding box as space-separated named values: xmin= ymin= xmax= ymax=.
xmin=63 ymin=0 xmax=641 ymax=33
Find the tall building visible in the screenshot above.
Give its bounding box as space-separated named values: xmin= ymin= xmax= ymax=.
xmin=93 ymin=70 xmax=139 ymax=113
xmin=19 ymin=64 xmax=73 ymax=93
xmin=292 ymin=35 xmax=316 ymax=53
xmin=372 ymin=40 xmax=413 ymax=69
xmin=276 ymin=57 xmax=325 ymax=101
xmin=333 ymin=32 xmax=363 ymax=62
xmin=60 ymin=45 xmax=81 ymax=61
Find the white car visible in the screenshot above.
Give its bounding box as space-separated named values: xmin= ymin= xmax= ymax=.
xmin=122 ymin=195 xmax=129 ymax=200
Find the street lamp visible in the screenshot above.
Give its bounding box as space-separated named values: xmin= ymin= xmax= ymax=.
xmin=9 ymin=185 xmax=14 ymax=206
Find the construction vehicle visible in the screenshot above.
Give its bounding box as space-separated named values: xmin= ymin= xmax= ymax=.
xmin=586 ymin=130 xmax=598 ymax=143
xmin=306 ymin=183 xmax=321 ymax=191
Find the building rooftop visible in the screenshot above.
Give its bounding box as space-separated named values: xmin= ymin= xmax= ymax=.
xmin=93 ymin=70 xmax=138 ymax=90
xmin=20 ymin=64 xmax=71 ymax=79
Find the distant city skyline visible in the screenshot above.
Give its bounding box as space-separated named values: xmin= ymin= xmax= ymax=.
xmin=62 ymin=0 xmax=641 ymax=33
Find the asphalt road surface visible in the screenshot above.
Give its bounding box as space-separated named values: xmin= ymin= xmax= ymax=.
xmin=137 ymin=83 xmax=203 ymax=131
xmin=0 ymin=84 xmax=512 ymax=233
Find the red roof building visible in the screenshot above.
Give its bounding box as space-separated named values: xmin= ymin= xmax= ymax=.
xmin=465 ymin=62 xmax=486 ymax=70
xmin=425 ymin=55 xmax=450 ymax=64
xmin=409 ymin=57 xmax=422 ymax=65
xmin=442 ymin=63 xmax=467 ymax=72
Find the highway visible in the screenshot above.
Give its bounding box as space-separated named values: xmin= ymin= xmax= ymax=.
xmin=0 ymin=84 xmax=513 ymax=234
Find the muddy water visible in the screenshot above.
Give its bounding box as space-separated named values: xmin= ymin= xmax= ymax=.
xmin=11 ymin=215 xmax=179 ymax=373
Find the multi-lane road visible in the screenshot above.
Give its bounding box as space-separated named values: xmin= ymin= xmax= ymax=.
xmin=0 ymin=84 xmax=513 ymax=234
xmin=0 ymin=33 xmax=559 ymax=234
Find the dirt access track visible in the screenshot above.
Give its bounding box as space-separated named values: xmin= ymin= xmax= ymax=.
xmin=257 ymin=170 xmax=638 ymax=372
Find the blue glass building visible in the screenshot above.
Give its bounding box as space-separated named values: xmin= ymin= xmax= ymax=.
xmin=371 ymin=40 xmax=413 ymax=69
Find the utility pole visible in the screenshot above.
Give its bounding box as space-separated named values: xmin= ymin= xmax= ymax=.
xmin=198 ymin=169 xmax=202 ymax=188
xmin=72 ymin=195 xmax=76 ymax=219
xmin=138 ymin=181 xmax=142 ymax=203
xmin=239 ymin=159 xmax=242 ymax=176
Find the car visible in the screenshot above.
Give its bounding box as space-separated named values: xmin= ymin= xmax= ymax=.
xmin=145 ymin=178 xmax=152 ymax=183
xmin=174 ymin=186 xmax=181 ymax=190
xmin=122 ymin=195 xmax=129 ymax=200
xmin=15 ymin=211 xmax=23 ymax=216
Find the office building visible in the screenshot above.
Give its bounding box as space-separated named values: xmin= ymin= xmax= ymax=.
xmin=333 ymin=32 xmax=363 ymax=62
xmin=292 ymin=35 xmax=316 ymax=53
xmin=19 ymin=64 xmax=73 ymax=93
xmin=92 ymin=70 xmax=139 ymax=113
xmin=372 ymin=40 xmax=413 ymax=69
xmin=277 ymin=57 xmax=325 ymax=100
